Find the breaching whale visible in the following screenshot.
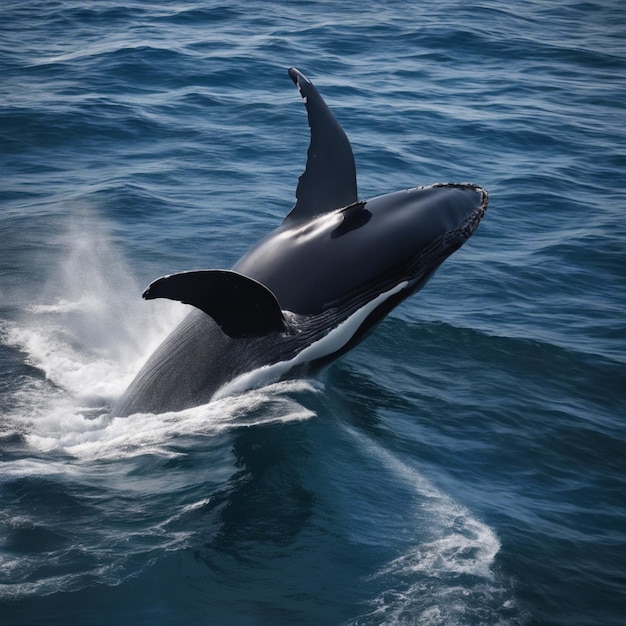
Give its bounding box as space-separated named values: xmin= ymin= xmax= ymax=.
xmin=113 ymin=68 xmax=488 ymax=416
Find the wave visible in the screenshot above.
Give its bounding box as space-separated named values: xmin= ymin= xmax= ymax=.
xmin=336 ymin=424 xmax=524 ymax=625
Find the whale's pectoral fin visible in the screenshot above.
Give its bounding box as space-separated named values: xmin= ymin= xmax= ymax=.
xmin=142 ymin=270 xmax=288 ymax=338
xmin=284 ymin=67 xmax=358 ymax=223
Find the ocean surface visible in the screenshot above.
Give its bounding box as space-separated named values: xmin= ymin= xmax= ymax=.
xmin=1 ymin=2 xmax=625 ymax=624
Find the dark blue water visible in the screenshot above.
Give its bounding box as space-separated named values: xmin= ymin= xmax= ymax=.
xmin=1 ymin=2 xmax=625 ymax=624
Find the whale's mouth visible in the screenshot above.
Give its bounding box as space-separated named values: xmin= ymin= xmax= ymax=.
xmin=401 ymin=185 xmax=487 ymax=295
xmin=438 ymin=182 xmax=489 ymax=245
xmin=411 ymin=181 xmax=486 ymax=259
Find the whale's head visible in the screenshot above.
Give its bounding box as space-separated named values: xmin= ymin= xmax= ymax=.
xmin=235 ymin=182 xmax=488 ymax=315
xmin=365 ymin=182 xmax=488 ymax=294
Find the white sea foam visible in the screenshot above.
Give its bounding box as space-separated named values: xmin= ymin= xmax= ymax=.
xmin=3 ymin=213 xmax=183 ymax=403
xmin=16 ymin=379 xmax=317 ymax=462
xmin=1 ymin=325 xmax=317 ymax=462
xmin=341 ymin=425 xmax=518 ymax=626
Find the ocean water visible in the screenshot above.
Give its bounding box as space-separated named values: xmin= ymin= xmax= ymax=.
xmin=1 ymin=1 xmax=625 ymax=624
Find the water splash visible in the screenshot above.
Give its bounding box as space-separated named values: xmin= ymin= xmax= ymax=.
xmin=19 ymin=379 xmax=316 ymax=462
xmin=2 ymin=211 xmax=183 ymax=403
xmin=0 ymin=208 xmax=320 ymax=454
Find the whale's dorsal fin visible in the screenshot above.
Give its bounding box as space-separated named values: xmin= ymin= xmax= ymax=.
xmin=284 ymin=67 xmax=357 ymax=223
xmin=143 ymin=270 xmax=287 ymax=338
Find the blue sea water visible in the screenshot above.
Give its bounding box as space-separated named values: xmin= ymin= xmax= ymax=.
xmin=1 ymin=1 xmax=625 ymax=624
